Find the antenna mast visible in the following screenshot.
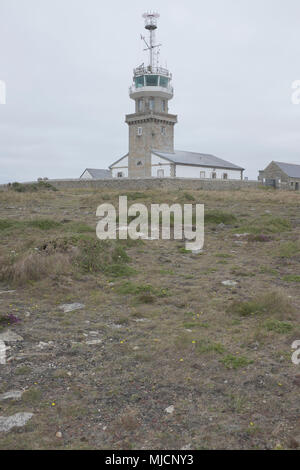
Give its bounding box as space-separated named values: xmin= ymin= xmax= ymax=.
xmin=142 ymin=12 xmax=161 ymax=70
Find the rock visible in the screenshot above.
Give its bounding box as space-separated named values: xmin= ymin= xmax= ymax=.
xmin=0 ymin=331 xmax=23 ymax=342
xmin=234 ymin=233 xmax=250 ymax=238
xmin=0 ymin=413 xmax=33 ymax=432
xmin=58 ymin=303 xmax=85 ymax=313
xmin=217 ymin=223 xmax=225 ymax=229
xmin=192 ymin=249 xmax=203 ymax=255
xmin=293 ymin=375 xmax=300 ymax=387
xmin=289 ymin=435 xmax=300 ymax=449
xmin=0 ymin=290 xmax=16 ymax=295
xmin=56 ymin=431 xmax=62 ymax=438
xmin=181 ymin=444 xmax=192 ymax=450
xmin=0 ymin=390 xmax=23 ymax=401
xmin=222 ymin=280 xmax=238 ymax=287
xmin=36 ymin=341 xmax=54 ymax=350
xmin=110 ymin=324 xmax=123 ymax=329
xmin=85 ymin=339 xmax=102 ymax=345
xmin=165 ymin=405 xmax=175 ymax=414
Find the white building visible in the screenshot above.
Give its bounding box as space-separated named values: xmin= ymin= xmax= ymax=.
xmin=110 ymin=150 xmax=244 ymax=180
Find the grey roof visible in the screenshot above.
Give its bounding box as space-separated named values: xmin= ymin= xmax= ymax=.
xmin=80 ymin=168 xmax=111 ymax=179
xmin=152 ymin=150 xmax=244 ymax=171
xmin=274 ymin=161 xmax=300 ymax=178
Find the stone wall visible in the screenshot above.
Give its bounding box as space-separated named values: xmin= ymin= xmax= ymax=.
xmin=0 ymin=178 xmax=261 ymax=191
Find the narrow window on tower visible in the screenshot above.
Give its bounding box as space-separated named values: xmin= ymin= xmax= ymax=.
xmin=161 ymin=100 xmax=166 ymax=112
xmin=137 ymin=99 xmax=143 ymax=112
xmin=137 ymin=127 xmax=143 ymax=136
xmin=161 ymin=126 xmax=166 ymax=135
xmin=149 ymin=98 xmax=154 ymax=111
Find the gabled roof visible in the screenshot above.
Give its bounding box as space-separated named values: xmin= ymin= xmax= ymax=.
xmin=273 ymin=161 xmax=300 ymax=178
xmin=109 ymin=153 xmax=129 ymax=169
xmin=80 ymin=168 xmax=111 ymax=179
xmin=152 ymin=150 xmax=244 ymax=171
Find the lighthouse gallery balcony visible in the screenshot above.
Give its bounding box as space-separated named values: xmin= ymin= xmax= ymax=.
xmin=129 ymin=66 xmax=173 ymax=99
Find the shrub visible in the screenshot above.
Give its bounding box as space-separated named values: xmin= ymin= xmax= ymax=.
xmin=0 ymin=218 xmax=61 ymax=232
xmin=227 ymin=292 xmax=294 ymax=319
xmin=9 ymin=181 xmax=57 ymax=192
xmin=0 ymin=251 xmax=71 ymax=285
xmin=204 ymin=211 xmax=237 ymax=225
xmin=74 ymin=238 xmax=131 ymax=276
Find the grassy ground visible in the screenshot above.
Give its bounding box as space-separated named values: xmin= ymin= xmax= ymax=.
xmin=0 ymin=185 xmax=299 ymax=450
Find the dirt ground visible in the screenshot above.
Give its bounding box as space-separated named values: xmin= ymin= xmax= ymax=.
xmin=0 ymin=185 xmax=299 ymax=450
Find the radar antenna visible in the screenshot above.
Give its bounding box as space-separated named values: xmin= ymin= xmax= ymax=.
xmin=141 ymin=12 xmax=161 ymax=70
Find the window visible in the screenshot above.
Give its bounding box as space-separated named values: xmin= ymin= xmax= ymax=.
xmin=117 ymin=172 xmax=123 ymax=178
xmin=159 ymin=76 xmax=169 ymax=88
xmin=211 ymin=172 xmax=217 ymax=179
xmin=157 ymin=169 xmax=165 ymax=177
xmin=135 ymin=76 xmax=144 ymax=88
xmin=200 ymin=171 xmax=206 ymax=179
xmin=223 ymin=173 xmax=228 ymax=180
xmin=137 ymin=99 xmax=143 ymax=112
xmin=137 ymin=127 xmax=143 ymax=136
xmin=161 ymin=126 xmax=166 ymax=135
xmin=145 ymin=75 xmax=158 ymax=86
xmin=149 ymin=98 xmax=154 ymax=111
xmin=161 ymin=100 xmax=166 ymax=112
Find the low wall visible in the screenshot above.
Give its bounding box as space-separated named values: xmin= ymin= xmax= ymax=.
xmin=44 ymin=178 xmax=260 ymax=191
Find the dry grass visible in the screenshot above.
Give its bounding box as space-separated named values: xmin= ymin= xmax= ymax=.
xmin=0 ymin=186 xmax=299 ymax=450
xmin=0 ymin=251 xmax=71 ymax=285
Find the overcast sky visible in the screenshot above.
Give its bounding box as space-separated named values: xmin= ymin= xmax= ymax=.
xmin=0 ymin=0 xmax=300 ymax=183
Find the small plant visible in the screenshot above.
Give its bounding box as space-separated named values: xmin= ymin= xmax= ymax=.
xmin=27 ymin=219 xmax=61 ymax=230
xmin=246 ymin=234 xmax=272 ymax=242
xmin=116 ymin=281 xmax=168 ymax=303
xmin=264 ymin=319 xmax=293 ymax=334
xmin=283 ymin=274 xmax=300 ymax=283
xmin=181 ymin=192 xmax=196 ymax=201
xmin=0 ymin=313 xmax=21 ymax=328
xmin=195 ymin=339 xmax=225 ymax=355
xmin=221 ymin=354 xmax=253 ymax=369
xmin=277 ymin=241 xmax=300 ymax=258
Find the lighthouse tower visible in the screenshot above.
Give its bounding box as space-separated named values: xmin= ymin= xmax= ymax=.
xmin=126 ymin=12 xmax=177 ymax=178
